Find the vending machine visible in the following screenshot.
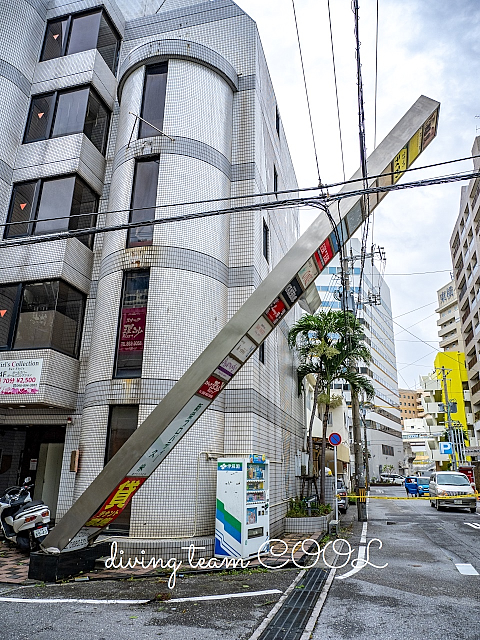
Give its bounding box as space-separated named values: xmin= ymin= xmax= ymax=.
xmin=215 ymin=455 xmax=269 ymax=558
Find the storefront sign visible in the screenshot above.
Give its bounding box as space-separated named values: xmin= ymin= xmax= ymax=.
xmin=0 ymin=359 xmax=43 ymax=395
xmin=118 ymin=307 xmax=147 ymax=352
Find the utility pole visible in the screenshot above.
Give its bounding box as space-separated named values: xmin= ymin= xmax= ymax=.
xmin=342 ymin=256 xmax=367 ymax=521
xmin=440 ymin=366 xmax=458 ymax=471
xmin=360 ymin=404 xmax=370 ymax=491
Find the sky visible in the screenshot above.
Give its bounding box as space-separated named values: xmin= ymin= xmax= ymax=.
xmin=235 ymin=0 xmax=480 ymax=390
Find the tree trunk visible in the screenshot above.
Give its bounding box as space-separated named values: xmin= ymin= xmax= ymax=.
xmin=307 ymin=377 xmax=322 ymax=503
xmin=320 ymin=401 xmax=330 ymax=504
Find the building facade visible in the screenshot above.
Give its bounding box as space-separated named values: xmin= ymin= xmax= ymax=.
xmin=449 ymin=136 xmax=480 ymax=449
xmin=316 ymin=239 xmax=403 ymax=480
xmin=436 ymin=280 xmax=464 ymax=352
xmin=419 ymin=351 xmax=473 ymax=467
xmin=399 ymin=388 xmax=422 ymax=425
xmin=0 ymin=0 xmax=304 ymax=544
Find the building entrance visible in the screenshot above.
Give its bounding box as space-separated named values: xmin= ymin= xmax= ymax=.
xmin=0 ymin=425 xmax=65 ymax=521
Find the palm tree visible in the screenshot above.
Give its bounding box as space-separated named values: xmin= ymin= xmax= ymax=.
xmin=288 ymin=309 xmax=375 ymax=503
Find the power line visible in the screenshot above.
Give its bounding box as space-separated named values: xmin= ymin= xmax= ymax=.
xmin=385 ymin=270 xmax=452 ymax=276
xmin=2 ymin=167 xmax=480 ymax=249
xmin=291 ymin=0 xmax=322 ymax=186
xmin=326 ymin=0 xmax=345 ymax=182
xmin=393 ymin=300 xmax=437 ymax=318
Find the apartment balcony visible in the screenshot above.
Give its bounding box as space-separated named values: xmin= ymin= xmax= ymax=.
xmin=466 ymin=329 xmax=474 ymax=346
xmin=468 ymin=355 xmax=477 ymax=371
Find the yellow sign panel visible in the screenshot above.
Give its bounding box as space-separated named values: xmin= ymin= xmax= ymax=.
xmin=393 ymin=147 xmax=408 ymax=183
xmin=407 ymin=127 xmax=423 ymax=166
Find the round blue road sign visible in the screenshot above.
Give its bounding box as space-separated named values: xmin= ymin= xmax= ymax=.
xmin=328 ymin=432 xmax=342 ymax=446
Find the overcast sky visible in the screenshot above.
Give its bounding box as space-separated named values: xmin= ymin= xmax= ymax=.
xmin=236 ymin=0 xmax=480 ymax=390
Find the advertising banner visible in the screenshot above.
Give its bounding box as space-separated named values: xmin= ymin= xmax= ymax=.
xmin=0 ymin=359 xmax=43 ymax=395
xmin=119 ymin=307 xmax=147 ymax=353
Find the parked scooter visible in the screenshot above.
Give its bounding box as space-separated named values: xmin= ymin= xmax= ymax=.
xmin=0 ymin=477 xmax=50 ymax=551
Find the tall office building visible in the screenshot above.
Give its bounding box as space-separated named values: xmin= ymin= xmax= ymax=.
xmin=0 ymin=0 xmax=304 ymax=548
xmin=316 ymin=238 xmax=403 ymax=478
xmin=450 ymin=136 xmax=480 ymax=449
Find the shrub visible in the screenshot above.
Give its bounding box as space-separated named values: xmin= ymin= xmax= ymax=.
xmin=285 ymin=497 xmax=332 ymax=517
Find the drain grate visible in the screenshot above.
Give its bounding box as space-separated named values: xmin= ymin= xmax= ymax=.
xmin=257 ymin=568 xmax=328 ymax=640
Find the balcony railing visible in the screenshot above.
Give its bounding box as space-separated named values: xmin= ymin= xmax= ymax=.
xmin=466 ymin=329 xmax=474 ymax=346
xmin=468 ymin=354 xmax=477 ymax=370
xmin=462 ymin=306 xmax=470 ymax=324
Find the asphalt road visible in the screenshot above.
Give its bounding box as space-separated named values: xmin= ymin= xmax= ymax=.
xmin=312 ymin=484 xmax=480 ymax=640
xmin=1 ymin=488 xmax=479 ymax=640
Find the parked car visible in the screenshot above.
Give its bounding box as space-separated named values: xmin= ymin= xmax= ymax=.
xmin=405 ymin=476 xmax=419 ymax=496
xmin=336 ymin=480 xmax=348 ymax=513
xmin=416 ymin=476 xmax=430 ymax=496
xmin=429 ymin=471 xmax=477 ymax=512
xmin=380 ymin=473 xmax=405 ymax=485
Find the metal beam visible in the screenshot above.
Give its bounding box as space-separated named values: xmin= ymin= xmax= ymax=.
xmin=42 ymin=95 xmax=440 ymax=552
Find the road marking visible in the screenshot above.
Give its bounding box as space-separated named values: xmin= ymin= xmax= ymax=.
xmin=455 ymin=564 xmax=479 ymax=576
xmin=336 ymin=521 xmax=368 ymax=580
xmin=0 ymin=589 xmax=282 ymax=606
xmin=464 ymin=522 xmax=480 ymax=530
xmin=0 ymin=597 xmax=150 ymax=604
xmin=167 ymin=589 xmax=282 ymax=603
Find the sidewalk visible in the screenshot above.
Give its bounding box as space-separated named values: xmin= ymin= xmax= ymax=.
xmin=0 ymin=529 xmax=335 ymax=585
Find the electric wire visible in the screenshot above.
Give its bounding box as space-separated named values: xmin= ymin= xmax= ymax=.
xmin=291 ymin=0 xmax=322 ymax=186
xmin=393 ymin=300 xmax=437 ymax=318
xmin=2 ymin=155 xmax=480 ymax=234
xmin=326 ymin=0 xmax=346 ymax=182
xmin=2 ymin=167 xmax=480 ymax=249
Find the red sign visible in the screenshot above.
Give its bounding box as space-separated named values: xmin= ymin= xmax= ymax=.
xmin=197 ymin=375 xmax=226 ymax=400
xmin=328 ymin=432 xmax=342 ymax=446
xmin=119 ymin=307 xmax=147 ymax=352
xmin=319 ymin=239 xmax=334 ymax=266
xmin=85 ymin=476 xmax=147 ymax=528
xmin=313 ymin=251 xmax=324 ymax=272
xmin=266 ymin=298 xmax=287 ymax=324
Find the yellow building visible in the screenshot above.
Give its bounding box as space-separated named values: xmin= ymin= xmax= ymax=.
xmin=434 ymin=351 xmax=471 ymax=462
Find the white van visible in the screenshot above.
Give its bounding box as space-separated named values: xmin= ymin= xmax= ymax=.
xmin=429 ymin=471 xmax=477 ymax=512
xmin=380 ymin=473 xmax=405 ymax=485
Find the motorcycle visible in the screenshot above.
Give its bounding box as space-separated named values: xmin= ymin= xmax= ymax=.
xmin=0 ymin=477 xmax=51 ymax=551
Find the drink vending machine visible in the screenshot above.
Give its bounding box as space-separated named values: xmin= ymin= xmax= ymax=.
xmin=215 ymin=455 xmax=269 ymax=558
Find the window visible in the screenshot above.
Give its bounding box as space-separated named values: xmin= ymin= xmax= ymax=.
xmin=259 ymin=342 xmax=265 ymax=364
xmin=127 ymin=159 xmax=159 ymax=248
xmin=139 ymin=64 xmax=168 ymax=139
xmin=382 ymin=444 xmax=394 ymax=456
xmin=114 ymin=270 xmax=150 ymax=378
xmin=4 ymin=175 xmax=98 ymax=247
xmin=41 ymin=10 xmax=120 ymax=74
xmin=0 ymin=280 xmax=85 ymax=358
xmin=24 ymin=86 xmax=110 ymax=154
xmin=263 ymin=220 xmax=269 ymax=263
xmin=275 ymin=106 xmax=280 ymax=136
xmin=273 ymin=166 xmax=278 ymax=198
xmin=105 ymin=405 xmax=139 ymax=532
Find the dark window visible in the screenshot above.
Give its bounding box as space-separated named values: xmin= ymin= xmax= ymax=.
xmin=24 ymin=87 xmax=110 ymax=154
xmin=275 ymin=106 xmax=280 ymax=135
xmin=0 ymin=285 xmax=21 ymax=349
xmin=23 ymin=93 xmax=55 ymax=143
xmin=263 ymin=220 xmax=269 ymax=263
xmin=67 ymin=11 xmax=102 ymax=56
xmin=381 ymin=444 xmax=394 ymax=456
xmin=105 ymin=405 xmax=138 ymax=532
xmin=259 ymin=342 xmax=265 ymax=364
xmin=0 ymin=280 xmax=85 ymax=358
xmin=127 ymin=159 xmax=159 ymax=248
xmin=114 ymin=270 xmax=150 ymax=378
xmin=41 ymin=10 xmax=120 ymax=74
xmin=4 ymin=176 xmax=98 ymax=247
xmin=139 ymin=64 xmax=168 ymax=139
xmin=273 ymin=166 xmax=278 ymax=197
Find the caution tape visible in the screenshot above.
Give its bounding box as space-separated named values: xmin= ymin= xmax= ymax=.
xmin=343 ymin=493 xmax=478 ymax=501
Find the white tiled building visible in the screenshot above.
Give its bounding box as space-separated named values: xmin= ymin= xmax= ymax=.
xmin=436 ymin=280 xmax=463 ymax=352
xmin=0 ymin=0 xmax=304 ymax=546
